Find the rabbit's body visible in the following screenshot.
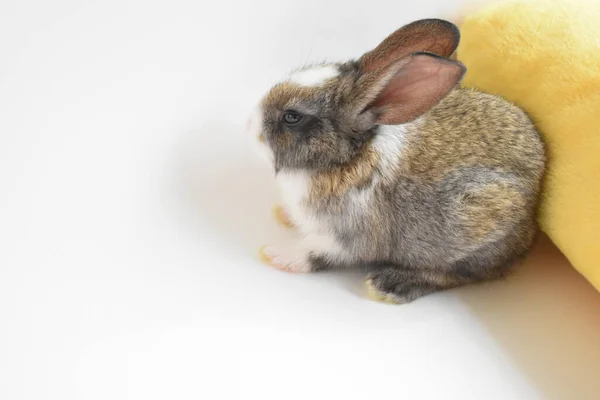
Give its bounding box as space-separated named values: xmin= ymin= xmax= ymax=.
xmin=250 ymin=19 xmax=546 ymax=303
xmin=276 ymin=87 xmax=544 ymax=280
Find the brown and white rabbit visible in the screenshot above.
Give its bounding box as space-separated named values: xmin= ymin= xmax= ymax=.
xmin=247 ymin=19 xmax=546 ymax=304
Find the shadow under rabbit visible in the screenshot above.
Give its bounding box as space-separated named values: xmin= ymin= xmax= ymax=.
xmin=457 ymin=234 xmax=600 ymax=400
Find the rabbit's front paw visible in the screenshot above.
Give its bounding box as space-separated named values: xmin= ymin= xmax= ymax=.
xmin=259 ymin=245 xmax=310 ymax=273
xmin=273 ymin=205 xmax=295 ymax=229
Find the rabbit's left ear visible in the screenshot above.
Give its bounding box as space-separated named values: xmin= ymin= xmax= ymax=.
xmin=359 ymin=19 xmax=460 ymax=72
xmin=356 ymin=52 xmax=465 ymax=125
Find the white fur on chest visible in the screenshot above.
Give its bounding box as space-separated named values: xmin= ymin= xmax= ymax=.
xmin=275 ymin=170 xmax=346 ymax=260
xmin=271 ymin=123 xmax=412 ymax=264
xmin=275 ymin=170 xmax=317 ymax=233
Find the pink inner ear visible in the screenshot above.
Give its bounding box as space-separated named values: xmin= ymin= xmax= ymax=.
xmin=372 ymin=58 xmax=444 ymax=108
xmin=369 ymin=54 xmax=465 ymax=125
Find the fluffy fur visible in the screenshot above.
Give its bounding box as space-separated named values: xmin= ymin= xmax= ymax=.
xmin=249 ymin=19 xmax=546 ymax=303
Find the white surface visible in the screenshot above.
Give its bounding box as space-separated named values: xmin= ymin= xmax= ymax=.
xmin=1 ymin=1 xmax=600 ymax=399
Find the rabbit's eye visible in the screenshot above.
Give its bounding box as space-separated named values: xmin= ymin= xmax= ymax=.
xmin=282 ymin=111 xmax=303 ymax=125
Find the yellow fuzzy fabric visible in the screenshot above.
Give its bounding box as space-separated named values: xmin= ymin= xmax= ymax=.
xmin=457 ymin=0 xmax=600 ymax=291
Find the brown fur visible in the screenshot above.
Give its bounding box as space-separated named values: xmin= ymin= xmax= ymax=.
xmin=309 ymin=144 xmax=379 ymax=201
xmin=455 ymin=181 xmax=527 ymax=243
xmin=402 ymin=88 xmax=544 ymax=183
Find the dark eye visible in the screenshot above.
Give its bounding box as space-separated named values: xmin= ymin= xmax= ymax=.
xmin=282 ymin=111 xmax=303 ymax=125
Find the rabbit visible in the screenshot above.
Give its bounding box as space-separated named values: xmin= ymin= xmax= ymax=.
xmin=246 ymin=18 xmax=546 ymax=304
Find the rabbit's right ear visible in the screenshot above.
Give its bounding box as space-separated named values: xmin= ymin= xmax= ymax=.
xmin=359 ymin=19 xmax=460 ymax=72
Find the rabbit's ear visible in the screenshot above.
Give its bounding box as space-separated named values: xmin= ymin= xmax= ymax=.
xmin=356 ymin=53 xmax=465 ymax=125
xmin=359 ymin=19 xmax=460 ymax=72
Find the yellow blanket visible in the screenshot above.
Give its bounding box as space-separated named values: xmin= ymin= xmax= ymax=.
xmin=456 ymin=0 xmax=600 ymax=290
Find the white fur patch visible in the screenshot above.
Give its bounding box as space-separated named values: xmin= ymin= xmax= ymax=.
xmin=246 ymin=105 xmax=273 ymax=164
xmin=303 ymin=232 xmax=346 ymax=260
xmin=370 ymin=122 xmax=416 ymax=182
xmin=276 ymin=170 xmax=312 ymax=232
xmin=372 ymin=124 xmax=409 ymax=168
xmin=289 ymin=65 xmax=339 ymax=87
xmin=262 ymin=244 xmax=311 ymax=273
xmin=336 ymin=122 xmax=412 ymax=221
xmin=275 ymin=170 xmax=348 ymax=263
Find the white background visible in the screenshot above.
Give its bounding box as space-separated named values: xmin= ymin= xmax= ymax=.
xmin=1 ymin=1 xmax=600 ymax=399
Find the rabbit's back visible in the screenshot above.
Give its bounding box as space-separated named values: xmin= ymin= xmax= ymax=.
xmin=401 ymin=87 xmax=545 ymax=187
xmin=369 ymin=88 xmax=546 ymax=269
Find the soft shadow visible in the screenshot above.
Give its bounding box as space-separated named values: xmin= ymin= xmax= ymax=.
xmin=172 ymin=127 xmax=600 ymax=400
xmin=458 ymin=234 xmax=600 ymax=400
xmin=171 ymin=122 xmax=283 ymax=256
xmin=171 ymin=122 xmax=369 ymax=295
